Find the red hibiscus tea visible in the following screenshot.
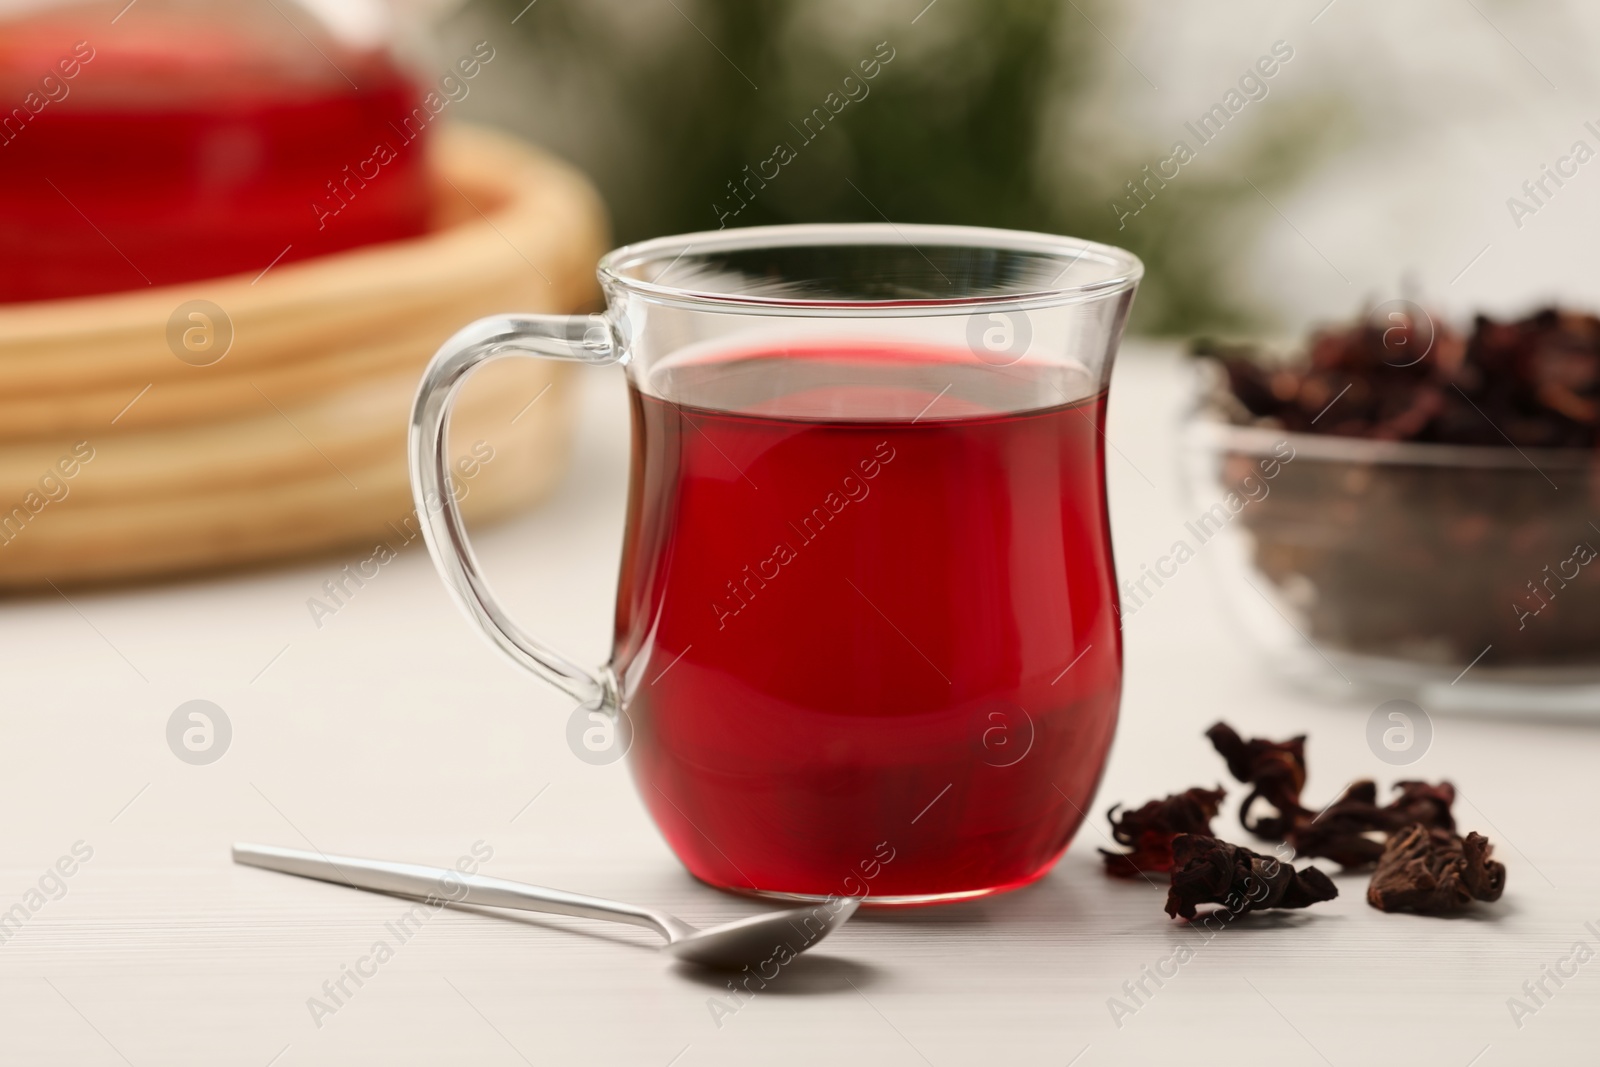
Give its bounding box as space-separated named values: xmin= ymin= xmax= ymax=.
xmin=612 ymin=344 xmax=1122 ymax=901
xmin=410 ymin=224 xmax=1140 ymax=905
xmin=0 ymin=8 xmax=431 ymax=303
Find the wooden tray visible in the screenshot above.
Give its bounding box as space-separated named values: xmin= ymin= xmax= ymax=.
xmin=0 ymin=124 xmax=609 ymax=589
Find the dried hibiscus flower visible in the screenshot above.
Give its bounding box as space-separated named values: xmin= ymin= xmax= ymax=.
xmin=1207 ymin=724 xmax=1461 ymax=869
xmin=1367 ymin=825 xmax=1506 ymax=914
xmin=1106 ymin=721 xmax=1504 ymax=922
xmin=1100 ymin=787 xmax=1227 ymax=878
xmin=1293 ymin=779 xmax=1456 ymax=868
xmin=1289 ymin=780 xmax=1390 ymax=868
xmin=1195 ymin=306 xmax=1600 ymax=448
xmin=1383 ymin=780 xmax=1456 ymax=832
xmin=1204 ymin=722 xmax=1310 ymax=839
xmin=1164 ymin=834 xmax=1338 ymax=921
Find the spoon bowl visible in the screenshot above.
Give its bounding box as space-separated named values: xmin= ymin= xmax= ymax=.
xmin=661 ymin=899 xmax=859 ymax=968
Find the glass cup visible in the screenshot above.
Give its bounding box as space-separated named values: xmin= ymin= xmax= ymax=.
xmin=410 ymin=223 xmax=1141 ymax=904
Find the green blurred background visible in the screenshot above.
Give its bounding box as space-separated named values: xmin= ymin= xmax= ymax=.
xmin=454 ymin=0 xmax=1349 ymax=335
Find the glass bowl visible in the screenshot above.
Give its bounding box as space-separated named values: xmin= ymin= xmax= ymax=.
xmin=1183 ymin=408 xmax=1600 ymax=715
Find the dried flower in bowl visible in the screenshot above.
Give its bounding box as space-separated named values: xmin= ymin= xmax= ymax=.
xmin=1197 ymin=307 xmax=1600 ymax=447
xmin=1189 ymin=307 xmax=1600 ymax=685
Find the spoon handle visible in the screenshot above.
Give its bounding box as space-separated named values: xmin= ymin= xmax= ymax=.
xmin=232 ymin=843 xmax=686 ymax=942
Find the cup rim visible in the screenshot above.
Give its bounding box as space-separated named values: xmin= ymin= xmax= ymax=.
xmin=597 ymin=223 xmax=1144 ymax=315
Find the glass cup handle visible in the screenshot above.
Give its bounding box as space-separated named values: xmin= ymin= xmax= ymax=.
xmin=408 ymin=313 xmax=620 ymax=707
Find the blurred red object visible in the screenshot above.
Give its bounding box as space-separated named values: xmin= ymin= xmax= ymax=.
xmin=0 ymin=0 xmax=431 ymax=303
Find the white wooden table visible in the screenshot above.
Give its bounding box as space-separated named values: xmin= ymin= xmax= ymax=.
xmin=1 ymin=344 xmax=1589 ymax=1066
